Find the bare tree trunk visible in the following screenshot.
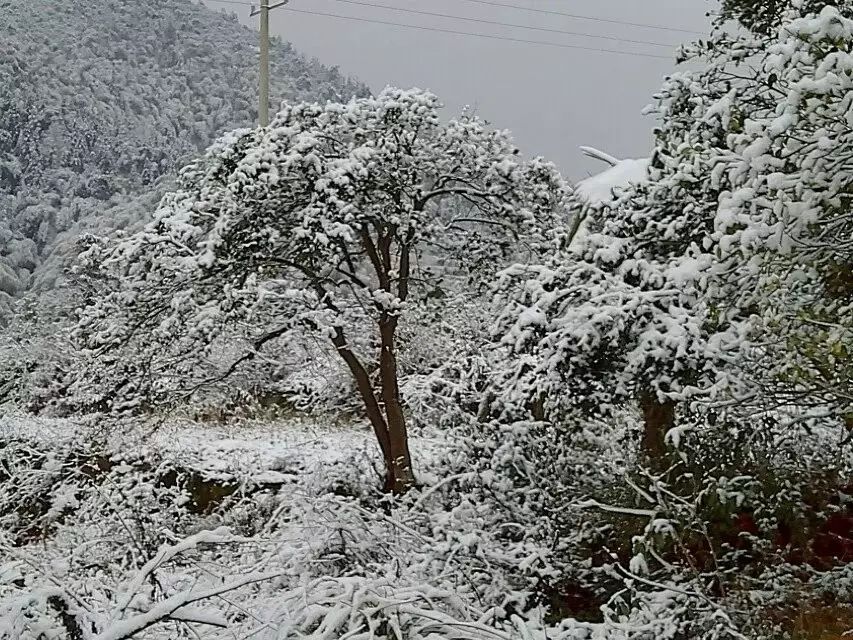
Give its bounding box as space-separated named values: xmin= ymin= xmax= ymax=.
xmin=331 ymin=327 xmax=392 ymax=471
xmin=379 ymin=317 xmax=416 ymax=493
xmin=640 ymin=390 xmax=675 ymax=462
xmin=331 ymin=322 xmax=415 ymax=493
xmin=354 ymin=224 xmax=417 ymax=493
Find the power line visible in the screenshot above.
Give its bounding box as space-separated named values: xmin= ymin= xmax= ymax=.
xmin=320 ymin=0 xmax=677 ymax=49
xmin=456 ymin=0 xmax=705 ymax=36
xmin=214 ymin=4 xmax=676 ymax=60
xmin=281 ymin=7 xmax=674 ymax=59
xmin=202 ymin=0 xmax=699 ymax=38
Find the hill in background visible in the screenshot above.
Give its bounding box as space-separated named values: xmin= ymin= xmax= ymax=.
xmin=0 ymin=0 xmax=369 ymax=315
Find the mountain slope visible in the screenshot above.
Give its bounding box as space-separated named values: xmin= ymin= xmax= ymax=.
xmin=0 ymin=0 xmax=368 ymax=312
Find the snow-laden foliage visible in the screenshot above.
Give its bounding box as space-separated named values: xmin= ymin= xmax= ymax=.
xmin=450 ymin=395 xmax=853 ymax=639
xmin=71 ymin=87 xmax=571 ymax=490
xmin=719 ymin=0 xmax=843 ymax=35
xmin=565 ymin=150 xmax=650 ymax=248
xmin=0 ymin=0 xmax=367 ymax=316
xmin=0 ymin=0 xmax=371 ymax=409
xmin=482 ymin=2 xmax=853 ymax=636
xmin=491 ymin=1 xmax=853 ymax=436
xmin=3 ymin=0 xmax=851 ymax=637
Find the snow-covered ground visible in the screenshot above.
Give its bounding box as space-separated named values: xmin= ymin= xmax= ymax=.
xmin=2 ymin=414 xmax=494 ymax=640
xmin=0 ymin=412 xmax=450 ymax=487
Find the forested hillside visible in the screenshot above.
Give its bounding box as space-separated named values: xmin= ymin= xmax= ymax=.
xmin=0 ymin=0 xmax=367 ymax=315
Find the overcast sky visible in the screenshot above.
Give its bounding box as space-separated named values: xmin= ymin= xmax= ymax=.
xmin=207 ymin=0 xmax=712 ymax=181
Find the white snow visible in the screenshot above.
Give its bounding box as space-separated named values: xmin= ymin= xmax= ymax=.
xmin=574 ymin=156 xmax=650 ymax=207
xmin=0 ymin=412 xmax=448 ymax=486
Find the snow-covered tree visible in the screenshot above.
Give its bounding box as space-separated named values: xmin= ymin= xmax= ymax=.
xmin=708 ymin=3 xmax=853 ymax=431
xmin=484 ymin=3 xmax=853 ymax=634
xmin=73 ymin=88 xmax=570 ymax=492
xmin=0 ymin=0 xmax=375 ymax=414
xmin=491 ymin=1 xmax=853 ymax=451
xmin=719 ymin=0 xmax=843 ymax=34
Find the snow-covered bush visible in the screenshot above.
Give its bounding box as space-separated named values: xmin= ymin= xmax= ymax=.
xmin=0 ymin=421 xmax=599 ymax=640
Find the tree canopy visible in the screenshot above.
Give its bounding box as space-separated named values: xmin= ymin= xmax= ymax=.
xmin=74 ymin=88 xmax=570 ymax=491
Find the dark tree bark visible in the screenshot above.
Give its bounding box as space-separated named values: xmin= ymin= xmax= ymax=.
xmin=331 ymin=327 xmax=393 ymax=471
xmin=328 ymin=223 xmax=417 ymax=494
xmin=379 ymin=316 xmax=415 ymax=493
xmin=640 ymin=390 xmax=676 ymax=462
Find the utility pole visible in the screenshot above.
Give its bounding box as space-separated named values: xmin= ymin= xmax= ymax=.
xmin=252 ymin=0 xmax=289 ymax=127
xmin=259 ymin=0 xmax=270 ymax=127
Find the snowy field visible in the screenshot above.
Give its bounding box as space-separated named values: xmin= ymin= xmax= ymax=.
xmin=0 ymin=412 xmax=453 ymax=504
xmin=1 ymin=415 xmax=368 ymax=492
